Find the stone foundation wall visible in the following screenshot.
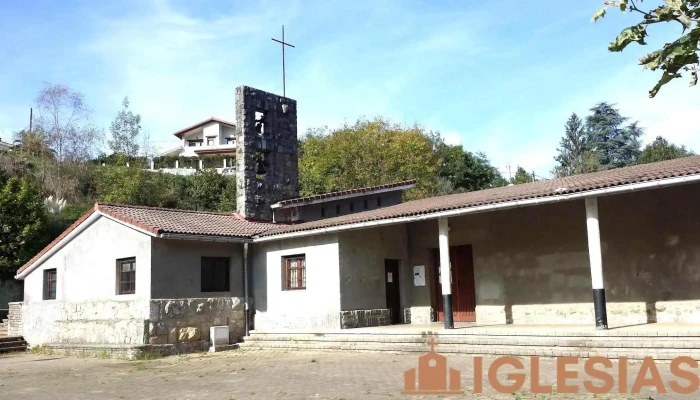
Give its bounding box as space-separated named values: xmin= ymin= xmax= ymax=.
xmin=476 ymin=300 xmax=700 ymax=325
xmin=8 ymin=302 xmax=23 ymax=337
xmin=22 ymin=300 xmax=150 ymax=345
xmin=146 ymin=297 xmax=245 ymax=346
xmin=340 ymin=309 xmax=391 ymax=329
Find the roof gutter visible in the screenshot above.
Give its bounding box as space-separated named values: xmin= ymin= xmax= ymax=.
xmin=159 ymin=233 xmax=252 ymax=243
xmin=253 ymin=173 xmax=700 ymax=243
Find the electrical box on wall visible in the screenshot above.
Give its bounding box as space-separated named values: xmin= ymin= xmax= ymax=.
xmin=413 ymin=265 xmax=425 ymax=286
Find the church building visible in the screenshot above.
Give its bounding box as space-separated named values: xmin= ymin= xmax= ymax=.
xmin=9 ymin=86 xmax=700 ymax=357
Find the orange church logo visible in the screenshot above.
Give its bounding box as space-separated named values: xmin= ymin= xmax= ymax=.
xmin=402 ymin=337 xmax=463 ymax=395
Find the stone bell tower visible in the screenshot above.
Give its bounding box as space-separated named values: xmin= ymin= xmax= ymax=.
xmin=235 ymin=86 xmax=298 ymax=220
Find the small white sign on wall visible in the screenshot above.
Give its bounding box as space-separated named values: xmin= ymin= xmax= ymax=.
xmin=387 ymin=272 xmax=393 ymax=283
xmin=413 ymin=265 xmax=426 ymax=287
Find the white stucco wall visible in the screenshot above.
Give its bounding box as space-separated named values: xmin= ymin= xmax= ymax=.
xmin=20 ymin=215 xmax=153 ymax=345
xmin=23 ymin=216 xmax=152 ymax=303
xmin=150 ymin=239 xmax=244 ymax=299
xmin=252 ymin=234 xmax=341 ymax=331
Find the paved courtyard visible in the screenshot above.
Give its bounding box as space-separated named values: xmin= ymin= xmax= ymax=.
xmin=0 ymin=349 xmax=690 ymax=399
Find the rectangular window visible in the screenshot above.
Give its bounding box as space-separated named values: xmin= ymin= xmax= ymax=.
xmin=206 ymin=137 xmax=215 ymax=146
xmin=226 ymin=137 xmax=235 ymax=144
xmin=349 ymin=202 xmax=355 ymax=212
xmin=43 ymin=269 xmax=57 ymax=300
xmin=283 ymin=255 xmax=306 ymax=290
xmin=377 ymin=197 xmax=382 ymax=207
xmin=116 ymin=258 xmax=136 ymax=295
xmin=201 ymin=257 xmax=230 ymax=292
xmin=188 ymin=139 xmax=203 ymax=147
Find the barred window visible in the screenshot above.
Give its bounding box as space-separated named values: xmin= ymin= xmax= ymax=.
xmin=283 ymin=255 xmax=306 ymax=290
xmin=201 ymin=257 xmax=230 ymax=292
xmin=43 ymin=269 xmax=57 ymax=300
xmin=116 ymin=258 xmax=136 ymax=295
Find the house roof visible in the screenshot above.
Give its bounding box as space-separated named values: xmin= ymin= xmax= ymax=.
xmin=257 ymin=155 xmax=700 ymax=238
xmin=271 ymin=179 xmax=417 ymax=209
xmin=16 ymin=203 xmax=275 ymax=276
xmin=173 ymin=117 xmax=236 ymax=138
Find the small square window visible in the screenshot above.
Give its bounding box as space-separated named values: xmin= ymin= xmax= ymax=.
xmin=377 ymin=197 xmax=382 ymax=207
xmin=207 ymin=138 xmax=215 ymax=146
xmin=349 ymin=202 xmax=354 ymax=212
xmin=201 ymin=257 xmax=230 ymax=292
xmin=116 ymin=258 xmax=136 ymax=295
xmin=43 ymin=269 xmax=57 ymax=300
xmin=283 ymin=255 xmax=306 ymax=290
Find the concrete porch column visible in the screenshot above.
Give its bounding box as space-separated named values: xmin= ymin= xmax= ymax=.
xmin=585 ymin=197 xmax=608 ymax=329
xmin=438 ymin=218 xmax=453 ymax=329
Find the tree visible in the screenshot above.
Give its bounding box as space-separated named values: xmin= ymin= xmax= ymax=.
xmin=510 ymin=166 xmax=534 ymax=184
xmin=638 ymin=136 xmax=694 ymax=163
xmin=593 ymin=0 xmax=699 ymax=97
xmin=437 ymin=143 xmax=506 ymax=192
xmin=298 ymin=118 xmax=441 ymax=200
xmin=553 ymin=113 xmax=590 ymax=177
xmin=108 ymin=97 xmax=142 ymax=158
xmin=0 ymin=174 xmax=48 ymax=280
xmin=585 ymin=102 xmax=643 ymax=168
xmin=188 ymin=169 xmax=228 ymax=211
xmin=34 ymin=83 xmax=103 ymax=161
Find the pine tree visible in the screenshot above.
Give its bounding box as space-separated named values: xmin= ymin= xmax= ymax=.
xmin=585 ymin=102 xmax=642 ymax=169
xmin=553 ymin=113 xmax=589 ymax=177
xmin=638 ymin=136 xmax=694 ymax=164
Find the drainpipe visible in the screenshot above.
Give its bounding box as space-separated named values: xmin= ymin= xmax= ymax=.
xmin=243 ymin=242 xmax=251 ymax=336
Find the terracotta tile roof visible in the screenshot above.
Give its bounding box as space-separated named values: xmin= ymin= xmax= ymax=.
xmin=96 ymin=203 xmax=275 ymax=237
xmin=257 ymin=155 xmax=700 ymax=238
xmin=273 ymin=179 xmax=417 ymax=208
xmin=16 ymin=203 xmax=275 ymax=276
xmin=173 ymin=117 xmax=236 ymax=138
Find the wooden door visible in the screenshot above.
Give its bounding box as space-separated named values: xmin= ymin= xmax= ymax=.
xmin=385 ymin=259 xmax=401 ymax=324
xmin=432 ymin=245 xmax=476 ymax=322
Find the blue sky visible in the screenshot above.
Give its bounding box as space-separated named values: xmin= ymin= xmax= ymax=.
xmin=1 ymin=0 xmax=698 ymax=178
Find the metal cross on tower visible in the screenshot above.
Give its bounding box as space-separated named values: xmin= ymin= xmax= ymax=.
xmin=271 ymin=25 xmax=295 ymax=98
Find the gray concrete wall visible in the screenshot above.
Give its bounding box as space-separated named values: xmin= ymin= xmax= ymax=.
xmin=22 ymin=216 xmax=152 ymax=304
xmin=338 ymin=225 xmax=409 ymax=316
xmin=408 ymin=183 xmax=700 ymax=325
xmin=289 ymin=191 xmax=404 ymax=222
xmin=251 ymin=234 xmax=341 ymax=331
xmin=150 ymin=239 xmax=244 ymax=299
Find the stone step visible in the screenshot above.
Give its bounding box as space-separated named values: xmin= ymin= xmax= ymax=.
xmin=0 ymin=336 xmax=24 ymax=343
xmin=244 ymin=334 xmax=697 ymax=350
xmin=0 ymin=336 xmax=27 ymax=354
xmin=0 ymin=340 xmax=27 ymax=349
xmin=238 ymin=340 xmax=700 ymax=360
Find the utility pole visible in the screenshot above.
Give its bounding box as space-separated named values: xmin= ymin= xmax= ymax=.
xmin=532 ymin=171 xmax=536 ymax=181
xmin=29 ymin=107 xmax=33 ymax=133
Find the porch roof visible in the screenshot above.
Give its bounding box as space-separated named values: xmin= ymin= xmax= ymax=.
xmin=256 ymin=155 xmax=700 ymax=239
